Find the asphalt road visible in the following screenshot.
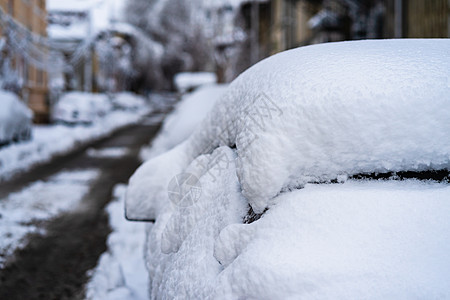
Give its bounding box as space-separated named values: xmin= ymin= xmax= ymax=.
xmin=0 ymin=115 xmax=161 ymax=300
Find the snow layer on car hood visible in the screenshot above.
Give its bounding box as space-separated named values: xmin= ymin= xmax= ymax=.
xmin=127 ymin=39 xmax=450 ymax=220
xmin=212 ymin=180 xmax=450 ymax=299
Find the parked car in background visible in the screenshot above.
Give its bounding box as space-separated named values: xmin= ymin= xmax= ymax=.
xmin=126 ymin=40 xmax=450 ymax=299
xmin=52 ymin=92 xmax=112 ymax=125
xmin=111 ymin=92 xmax=147 ymax=111
xmin=0 ymin=90 xmax=33 ymax=146
xmin=90 ymin=93 xmax=113 ymax=116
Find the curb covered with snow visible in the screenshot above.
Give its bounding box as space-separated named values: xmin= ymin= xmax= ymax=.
xmin=0 ymin=169 xmax=99 ymax=267
xmin=85 ymin=184 xmax=148 ymax=300
xmin=140 ymin=84 xmax=228 ymax=161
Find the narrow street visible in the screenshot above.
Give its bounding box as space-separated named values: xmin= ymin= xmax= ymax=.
xmin=0 ymin=115 xmax=161 ymax=299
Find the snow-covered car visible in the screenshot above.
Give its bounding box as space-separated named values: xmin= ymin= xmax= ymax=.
xmin=111 ymin=92 xmax=147 ymax=111
xmin=90 ymin=93 xmax=113 ymax=117
xmin=174 ymin=72 xmax=217 ymax=93
xmin=126 ymin=39 xmax=450 ymax=298
xmin=0 ymin=90 xmax=33 ymax=146
xmin=52 ymin=92 xmax=95 ymax=124
xmin=52 ymin=92 xmax=112 ymax=124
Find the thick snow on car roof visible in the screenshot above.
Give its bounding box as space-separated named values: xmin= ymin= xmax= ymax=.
xmin=128 ymin=38 xmax=450 ymax=219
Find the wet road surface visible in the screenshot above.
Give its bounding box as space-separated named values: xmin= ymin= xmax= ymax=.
xmin=0 ymin=116 xmax=161 ymax=300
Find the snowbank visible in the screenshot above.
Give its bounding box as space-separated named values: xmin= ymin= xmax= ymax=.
xmin=126 ymin=39 xmax=450 ymax=298
xmin=140 ymin=84 xmax=228 ymax=160
xmin=174 ymin=72 xmax=217 ymax=93
xmin=127 ymin=39 xmax=450 ymax=220
xmin=0 ymin=169 xmax=98 ymax=267
xmin=0 ymin=108 xmax=150 ymax=181
xmin=85 ymin=185 xmax=148 ymax=300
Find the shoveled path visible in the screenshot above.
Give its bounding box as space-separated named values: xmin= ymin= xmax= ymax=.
xmin=0 ymin=116 xmax=161 ymax=300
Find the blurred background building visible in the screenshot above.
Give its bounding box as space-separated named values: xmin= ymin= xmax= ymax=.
xmin=228 ymin=0 xmax=450 ymax=81
xmin=0 ymin=0 xmax=449 ymax=123
xmin=0 ymin=0 xmax=49 ymax=122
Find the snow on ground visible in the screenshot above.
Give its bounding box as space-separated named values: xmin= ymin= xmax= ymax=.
xmin=140 ymin=84 xmax=228 ymax=160
xmin=0 ymin=108 xmax=150 ymax=181
xmin=125 ymin=39 xmax=450 ymax=298
xmin=86 ymin=147 xmax=130 ymax=159
xmin=174 ymin=72 xmax=217 ymax=93
xmin=85 ymin=184 xmax=148 ymax=300
xmin=0 ymin=169 xmax=99 ymax=268
xmin=0 ymin=90 xmax=33 ymax=144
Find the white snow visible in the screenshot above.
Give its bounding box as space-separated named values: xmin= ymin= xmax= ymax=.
xmin=213 ymin=180 xmax=450 ymax=299
xmin=48 ymin=21 xmax=89 ymax=41
xmin=0 ymin=90 xmax=32 ymax=142
xmin=86 ymin=147 xmax=129 ymax=159
xmin=141 ymin=168 xmax=450 ymax=298
xmin=0 ymin=169 xmax=99 ymax=267
xmin=140 ymin=84 xmax=228 ymax=160
xmin=143 ymin=146 xmax=247 ymax=299
xmin=125 ymin=39 xmax=450 ymax=298
xmin=127 ymin=39 xmax=450 ymax=220
xmin=174 ymin=72 xmax=217 ymax=93
xmin=47 ymin=0 xmax=125 ymax=32
xmin=85 ymin=184 xmax=148 ymax=300
xmin=112 ymin=92 xmax=148 ymax=111
xmin=0 ymin=108 xmax=150 ymax=181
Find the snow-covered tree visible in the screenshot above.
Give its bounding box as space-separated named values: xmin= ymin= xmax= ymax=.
xmin=125 ymin=0 xmax=216 ymax=89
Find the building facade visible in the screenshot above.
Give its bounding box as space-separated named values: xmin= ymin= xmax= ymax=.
xmin=234 ymin=0 xmax=449 ymax=78
xmin=0 ymin=0 xmax=49 ymax=123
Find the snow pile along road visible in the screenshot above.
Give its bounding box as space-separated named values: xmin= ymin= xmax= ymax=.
xmin=0 ymin=107 xmax=151 ymax=181
xmin=140 ymin=84 xmax=228 ymax=160
xmin=212 ymin=180 xmax=450 ymax=299
xmin=86 ymin=185 xmax=148 ymax=300
xmin=125 ymin=39 xmax=450 ymax=298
